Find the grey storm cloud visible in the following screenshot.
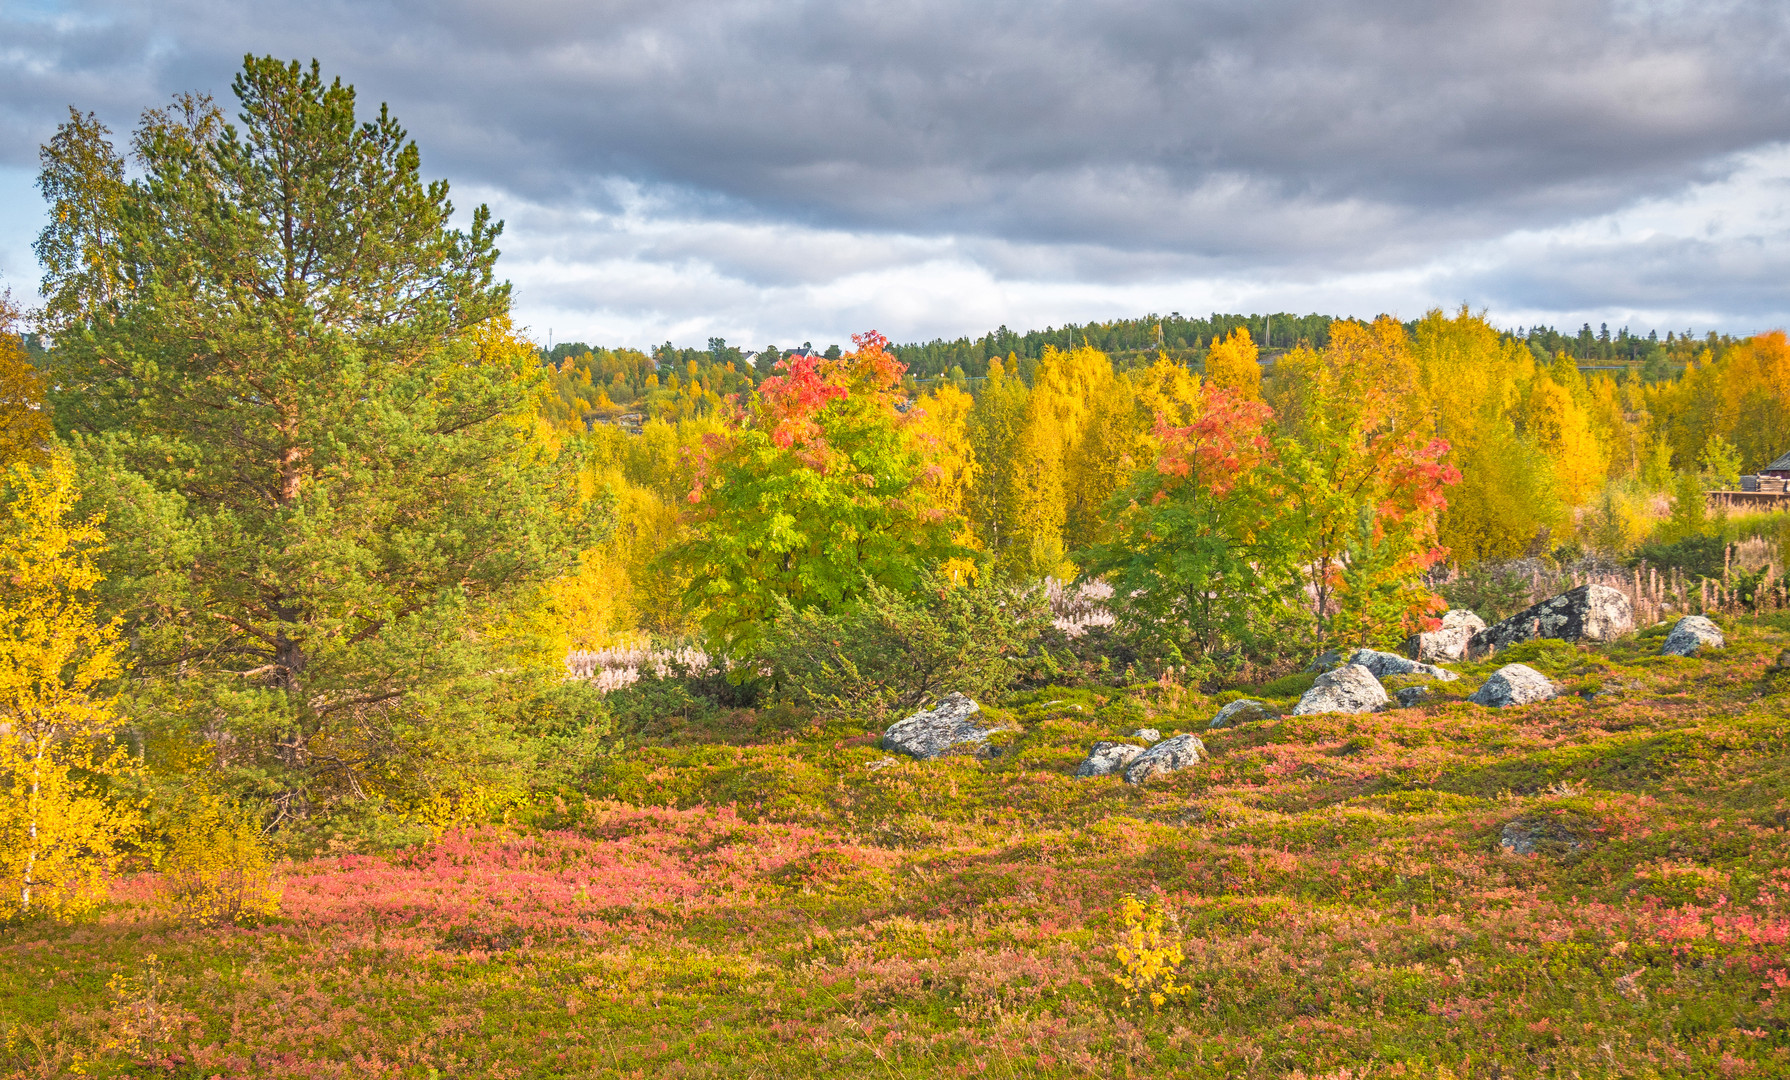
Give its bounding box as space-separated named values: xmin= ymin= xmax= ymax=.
xmin=2 ymin=0 xmax=1788 ymax=339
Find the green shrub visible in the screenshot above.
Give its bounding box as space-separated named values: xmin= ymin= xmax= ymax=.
xmin=1250 ymin=672 xmax=1317 ymax=698
xmin=1438 ymin=563 xmax=1539 ymax=623
xmin=755 ymin=567 xmax=1050 ymax=721
xmin=1631 ymin=534 xmax=1727 ymax=578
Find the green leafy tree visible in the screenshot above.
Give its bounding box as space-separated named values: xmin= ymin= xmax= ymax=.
xmin=36 ymin=58 xmax=594 ymax=831
xmin=676 ymin=332 xmax=957 ymax=650
xmin=1081 ymin=390 xmax=1305 ymax=668
xmin=1698 ymin=434 xmax=1743 ymax=490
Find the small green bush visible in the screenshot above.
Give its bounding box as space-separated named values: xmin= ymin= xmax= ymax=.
xmin=1438 ymin=564 xmax=1538 ymax=623
xmin=755 ymin=567 xmax=1050 ymax=721
xmin=1251 ymin=672 xmax=1317 ymax=698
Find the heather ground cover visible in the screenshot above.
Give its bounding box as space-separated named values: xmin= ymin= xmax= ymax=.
xmin=10 ymin=621 xmax=1790 ymax=1078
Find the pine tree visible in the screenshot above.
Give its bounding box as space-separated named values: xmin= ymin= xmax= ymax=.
xmin=36 ymin=58 xmax=593 ymax=825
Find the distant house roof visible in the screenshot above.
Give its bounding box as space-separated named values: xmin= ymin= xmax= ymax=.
xmin=1765 ymin=450 xmax=1790 ymax=473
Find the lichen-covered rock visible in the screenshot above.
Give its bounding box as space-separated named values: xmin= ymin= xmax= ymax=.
xmin=1346 ymin=647 xmax=1460 ymax=682
xmin=1469 ymin=664 xmax=1557 ymax=708
xmin=1404 ymin=609 xmax=1486 ymax=663
xmin=1130 ymin=728 xmax=1162 ymax=743
xmin=1075 ymin=741 xmax=1144 ymax=777
xmin=1394 ymin=686 xmax=1431 ymax=709
xmin=1304 ymin=649 xmax=1343 ymax=674
xmin=1208 ymin=699 xmax=1275 ymax=729
xmin=1293 ymin=664 xmax=1389 ymax=715
xmin=1661 ymin=615 xmax=1724 ymax=657
xmin=1499 ymin=813 xmax=1593 ymax=859
xmin=881 ymin=693 xmax=1014 ymax=760
xmin=1467 ymin=584 xmax=1634 ymax=658
xmin=1122 ymin=734 xmax=1206 ymax=784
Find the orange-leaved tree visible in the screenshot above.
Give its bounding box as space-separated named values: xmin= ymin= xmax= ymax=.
xmin=1082 ymin=387 xmax=1305 ymax=666
xmin=676 ymin=332 xmax=958 ymax=649
xmin=1276 ymin=318 xmax=1460 ymax=648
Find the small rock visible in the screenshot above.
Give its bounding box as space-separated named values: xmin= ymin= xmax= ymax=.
xmin=1661 ymin=615 xmax=1723 ymax=657
xmin=1122 ymin=734 xmax=1206 ymax=784
xmin=1075 ymin=741 xmax=1145 ymax=777
xmin=1346 ymin=648 xmax=1460 ymax=682
xmin=1468 ymin=583 xmax=1634 ymax=658
xmin=881 ymin=693 xmax=1015 ymax=760
xmin=1208 ymin=699 xmax=1275 ymax=729
xmin=1394 ymin=686 xmax=1431 ymax=708
xmin=1469 ymin=664 xmax=1557 ymax=708
xmin=1293 ymin=664 xmax=1390 ymax=715
xmin=1304 ymin=649 xmax=1343 ymax=673
xmin=1404 ymin=609 xmax=1487 ymax=663
xmin=1499 ymin=813 xmax=1592 ymax=859
xmin=1129 ymin=728 xmax=1162 ymax=743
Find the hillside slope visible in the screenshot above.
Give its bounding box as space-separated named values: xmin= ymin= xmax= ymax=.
xmin=6 ymin=622 xmax=1790 ymax=1078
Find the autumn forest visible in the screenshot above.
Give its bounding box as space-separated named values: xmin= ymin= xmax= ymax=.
xmin=6 ymin=56 xmax=1790 ymax=1079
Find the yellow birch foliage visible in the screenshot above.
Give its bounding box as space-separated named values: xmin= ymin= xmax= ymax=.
xmin=1063 ymin=374 xmax=1140 ymax=552
xmin=1005 ymin=344 xmax=1115 ymax=578
xmin=1131 ymin=352 xmax=1204 ymax=429
xmin=0 ymin=456 xmax=137 ymax=921
xmin=1524 ymin=371 xmax=1607 ymax=505
xmin=1113 ymin=892 xmax=1190 ymax=1010
xmin=0 ymin=292 xmax=50 ymax=468
xmin=1203 ymin=326 xmax=1262 ymax=400
xmin=160 ymin=797 xmax=281 ymax=927
xmin=910 ymin=383 xmax=981 ymax=580
xmin=1409 ymin=307 xmax=1570 ymax=558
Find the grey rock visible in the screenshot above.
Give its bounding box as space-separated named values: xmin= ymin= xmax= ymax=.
xmin=1347 ymin=648 xmax=1460 ymax=683
xmin=1394 ymin=686 xmax=1432 ymax=708
xmin=1122 ymin=733 xmax=1206 ymax=785
xmin=1404 ymin=609 xmax=1487 ymax=663
xmin=1208 ymin=699 xmax=1275 ymax=729
xmin=1075 ymin=741 xmax=1145 ymax=777
xmin=1469 ymin=664 xmax=1557 ymax=708
xmin=1499 ymin=813 xmax=1593 ymax=859
xmin=1293 ymin=664 xmax=1390 ymax=715
xmin=1304 ymin=649 xmax=1344 ymax=674
xmin=1129 ymin=728 xmax=1162 ymax=743
xmin=1661 ymin=615 xmax=1724 ymax=657
xmin=881 ymin=693 xmax=1015 ymax=760
xmin=1468 ymin=584 xmax=1634 ymax=658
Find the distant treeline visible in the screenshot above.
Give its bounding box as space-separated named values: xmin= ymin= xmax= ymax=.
xmin=534 ymin=314 xmax=1740 ymax=430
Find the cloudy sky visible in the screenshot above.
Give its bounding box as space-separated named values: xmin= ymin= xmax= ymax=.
xmin=2 ymin=0 xmax=1788 ymax=349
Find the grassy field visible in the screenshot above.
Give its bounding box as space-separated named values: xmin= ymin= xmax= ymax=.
xmin=8 ymin=622 xmax=1790 ymax=1078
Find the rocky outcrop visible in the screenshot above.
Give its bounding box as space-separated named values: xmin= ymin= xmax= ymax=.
xmin=881 ymin=693 xmax=1015 ymax=760
xmin=1467 ymin=584 xmax=1634 ymax=658
xmin=1122 ymin=734 xmax=1206 ymax=784
xmin=1130 ymin=728 xmax=1162 ymax=743
xmin=1661 ymin=615 xmax=1724 ymax=657
xmin=1346 ymin=648 xmax=1460 ymax=682
xmin=1208 ymin=699 xmax=1275 ymax=729
xmin=1393 ymin=686 xmax=1431 ymax=709
xmin=1293 ymin=664 xmax=1390 ymax=715
xmin=1075 ymin=741 xmax=1145 ymax=777
xmin=1499 ymin=812 xmax=1594 ymax=860
xmin=1468 ymin=664 xmax=1557 ymax=708
xmin=1404 ymin=609 xmax=1487 ymax=663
